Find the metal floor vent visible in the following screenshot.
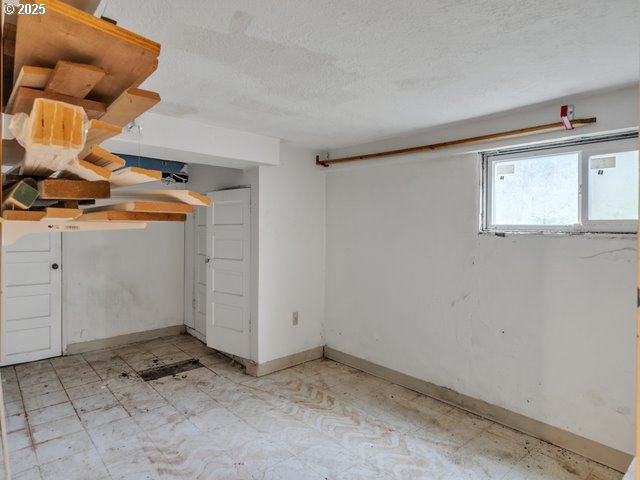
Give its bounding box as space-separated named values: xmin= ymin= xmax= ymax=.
xmin=138 ymin=359 xmax=202 ymax=381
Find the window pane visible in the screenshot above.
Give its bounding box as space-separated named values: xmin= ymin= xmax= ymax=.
xmin=492 ymin=153 xmax=579 ymax=226
xmin=588 ymin=150 xmax=638 ymax=220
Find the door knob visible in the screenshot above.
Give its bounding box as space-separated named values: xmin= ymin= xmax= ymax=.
xmin=204 ymin=258 xmax=210 ymax=264
xmin=51 ymin=263 xmax=59 ymax=270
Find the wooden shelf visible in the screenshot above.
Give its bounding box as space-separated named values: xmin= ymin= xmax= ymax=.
xmin=1 ymin=218 xmax=147 ymax=245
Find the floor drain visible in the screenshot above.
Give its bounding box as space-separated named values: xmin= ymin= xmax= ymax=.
xmin=138 ymin=358 xmax=202 ymax=381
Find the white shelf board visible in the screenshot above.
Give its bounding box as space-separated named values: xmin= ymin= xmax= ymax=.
xmin=2 ymin=219 xmax=146 ymax=245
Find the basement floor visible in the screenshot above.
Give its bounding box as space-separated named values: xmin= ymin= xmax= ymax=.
xmin=0 ymin=334 xmax=622 ymax=480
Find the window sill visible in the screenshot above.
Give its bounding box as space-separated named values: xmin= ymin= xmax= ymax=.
xmin=479 ymin=230 xmax=637 ymax=239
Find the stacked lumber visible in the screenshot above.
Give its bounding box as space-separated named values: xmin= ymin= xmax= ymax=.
xmin=1 ymin=1 xmax=209 ymax=225
xmin=13 ymin=0 xmax=160 ymax=104
xmin=2 ymin=95 xmax=211 ymax=221
xmin=19 ymin=98 xmax=85 ymax=176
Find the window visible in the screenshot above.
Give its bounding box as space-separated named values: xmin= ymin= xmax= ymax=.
xmin=483 ymin=133 xmax=639 ymax=233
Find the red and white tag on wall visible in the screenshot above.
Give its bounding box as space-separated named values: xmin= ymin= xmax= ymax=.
xmin=561 ymin=104 xmax=575 ymax=130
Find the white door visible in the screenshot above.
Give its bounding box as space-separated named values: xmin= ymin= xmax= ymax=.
xmin=206 ymin=188 xmax=251 ymax=358
xmin=193 ymin=206 xmax=208 ymax=340
xmin=2 ymin=233 xmax=62 ymax=366
xmin=183 ymin=213 xmax=196 ymax=332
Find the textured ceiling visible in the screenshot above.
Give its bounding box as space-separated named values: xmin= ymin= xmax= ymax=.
xmin=102 ymin=0 xmax=639 ymax=149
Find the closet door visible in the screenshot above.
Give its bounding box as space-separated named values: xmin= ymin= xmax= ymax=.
xmin=2 ymin=233 xmax=62 ymax=365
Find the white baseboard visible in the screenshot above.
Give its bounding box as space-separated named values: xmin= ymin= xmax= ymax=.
xmin=65 ymin=325 xmax=186 ymax=355
xmin=324 ymin=346 xmax=632 ymax=473
xmin=246 ymin=346 xmax=324 ymax=377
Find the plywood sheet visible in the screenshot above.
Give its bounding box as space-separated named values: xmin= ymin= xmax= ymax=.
xmin=14 ymin=0 xmax=160 ymax=104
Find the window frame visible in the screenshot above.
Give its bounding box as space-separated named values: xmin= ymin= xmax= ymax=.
xmin=482 ymin=133 xmax=639 ymax=234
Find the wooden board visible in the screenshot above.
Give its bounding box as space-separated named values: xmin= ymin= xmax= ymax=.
xmin=2 ymin=210 xmax=46 ymax=221
xmin=5 ymin=65 xmax=52 ymax=112
xmin=45 ymin=60 xmax=105 ymax=98
xmin=10 ymin=87 xmax=106 ymax=119
xmin=2 ymin=140 xmax=25 ymax=170
xmin=9 ymin=207 xmax=84 ymax=221
xmin=3 ymin=23 xmax=17 ymax=110
xmin=80 ymin=120 xmax=122 ymax=158
xmin=51 ymin=200 xmax=80 ymax=209
xmin=2 ymin=179 xmax=38 ymax=210
xmin=109 ymin=167 xmax=162 ymax=187
xmin=14 ymin=0 xmax=160 ymax=104
xmin=100 ymin=88 xmax=160 ymax=127
xmin=31 ymin=199 xmax=63 ymax=208
xmin=57 ymin=159 xmax=112 ymax=181
xmin=111 ymin=189 xmax=211 ymax=206
xmin=41 ymin=207 xmax=82 ymax=219
xmin=78 ymin=211 xmax=186 ymax=222
xmin=37 ymin=179 xmax=110 ymax=200
xmin=86 ymin=201 xmax=195 ymax=214
xmin=81 ymin=145 xmax=126 ymax=171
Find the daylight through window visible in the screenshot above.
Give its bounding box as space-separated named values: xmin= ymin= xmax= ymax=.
xmin=483 ymin=134 xmax=639 ymax=233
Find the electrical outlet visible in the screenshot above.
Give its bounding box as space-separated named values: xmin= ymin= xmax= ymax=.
xmin=292 ymin=312 xmax=299 ymax=326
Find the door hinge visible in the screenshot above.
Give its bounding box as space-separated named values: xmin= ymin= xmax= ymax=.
xmin=192 ymin=298 xmax=196 ymax=310
xmin=637 ymin=288 xmax=640 ymax=308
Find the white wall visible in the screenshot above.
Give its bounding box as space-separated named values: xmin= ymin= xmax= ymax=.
xmin=60 ymin=165 xmax=244 ymax=347
xmin=324 ymin=85 xmax=638 ymax=454
xmin=104 ymin=112 xmax=281 ymax=169
xmin=63 ymin=222 xmax=184 ymax=345
xmin=185 ymin=163 xmax=246 ymax=194
xmin=255 ymin=143 xmax=326 ymax=363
